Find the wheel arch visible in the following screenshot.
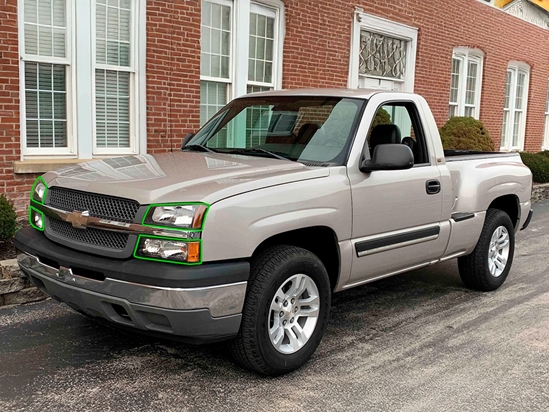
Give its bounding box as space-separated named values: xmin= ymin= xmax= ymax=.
xmin=488 ymin=194 xmax=520 ymax=229
xmin=252 ymin=226 xmax=341 ymax=292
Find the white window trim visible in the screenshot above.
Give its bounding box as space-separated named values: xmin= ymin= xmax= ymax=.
xmin=17 ymin=0 xmax=147 ymax=160
xmin=18 ymin=0 xmax=75 ymax=157
xmin=91 ymin=0 xmax=139 ymax=156
xmin=501 ymin=61 xmax=530 ymax=152
xmin=246 ymin=3 xmax=279 ymax=90
xmin=449 ymin=48 xmax=484 ymax=119
xmin=201 ymin=0 xmax=284 ymax=101
xmin=543 ymin=79 xmax=549 ymax=150
xmin=348 ymin=8 xmax=418 ymax=92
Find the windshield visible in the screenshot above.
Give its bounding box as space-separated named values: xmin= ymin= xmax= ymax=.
xmin=187 ymin=96 xmax=365 ymax=165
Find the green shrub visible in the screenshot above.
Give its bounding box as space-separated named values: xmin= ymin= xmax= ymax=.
xmin=371 ymin=107 xmax=391 ymax=130
xmin=536 ymin=150 xmax=549 ymax=158
xmin=520 ymin=152 xmax=549 ymax=183
xmin=0 ymin=194 xmax=17 ymax=241
xmin=439 ymin=117 xmax=494 ymax=151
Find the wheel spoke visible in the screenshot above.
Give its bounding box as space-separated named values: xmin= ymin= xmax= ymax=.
xmin=299 ymin=294 xmax=318 ymax=305
xmin=489 ymin=260 xmax=496 ymax=276
xmin=274 ymin=288 xmax=286 ymax=303
xmin=269 ymin=324 xmax=284 ymax=349
xmin=286 ymin=274 xmax=306 ymax=298
xmin=298 ymin=304 xmax=319 ymax=318
xmin=270 ymin=300 xmax=281 ymax=313
xmin=495 ymin=254 xmax=507 ymax=270
xmin=498 ymin=233 xmax=509 ymax=249
xmin=491 ymin=228 xmax=499 ymax=243
xmin=286 ymin=328 xmax=302 ymax=351
xmin=292 ymin=323 xmax=307 ymax=343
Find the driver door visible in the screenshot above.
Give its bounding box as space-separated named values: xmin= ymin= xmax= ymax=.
xmin=346 ymin=101 xmax=449 ymax=287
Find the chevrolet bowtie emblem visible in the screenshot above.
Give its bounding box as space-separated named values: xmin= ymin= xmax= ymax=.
xmin=66 ymin=210 xmax=90 ymax=229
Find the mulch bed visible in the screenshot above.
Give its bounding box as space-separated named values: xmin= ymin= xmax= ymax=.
xmin=0 ymin=222 xmax=29 ymax=261
xmin=0 ymin=238 xmax=18 ymax=261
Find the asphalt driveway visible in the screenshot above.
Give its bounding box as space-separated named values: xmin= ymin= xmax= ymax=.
xmin=1 ymin=201 xmax=549 ymax=411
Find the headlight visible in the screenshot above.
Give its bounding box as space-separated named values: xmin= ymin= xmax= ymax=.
xmin=143 ymin=203 xmax=208 ymax=230
xmin=29 ymin=206 xmax=45 ymax=231
xmin=135 ymin=236 xmax=201 ymax=264
xmin=31 ymin=177 xmax=48 ymax=204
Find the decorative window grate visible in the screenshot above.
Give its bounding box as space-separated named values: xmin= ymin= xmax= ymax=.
xmin=359 ymin=30 xmax=407 ymax=80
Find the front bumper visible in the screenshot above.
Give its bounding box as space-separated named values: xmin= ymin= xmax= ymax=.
xmin=15 ymin=227 xmax=250 ymax=343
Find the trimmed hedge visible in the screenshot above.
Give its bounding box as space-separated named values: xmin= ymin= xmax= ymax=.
xmin=440 ymin=117 xmax=494 ymax=152
xmin=520 ymin=152 xmax=549 ymax=183
xmin=0 ymin=194 xmax=17 ymax=241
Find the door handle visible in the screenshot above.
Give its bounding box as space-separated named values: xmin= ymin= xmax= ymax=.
xmin=426 ymin=180 xmax=441 ymax=195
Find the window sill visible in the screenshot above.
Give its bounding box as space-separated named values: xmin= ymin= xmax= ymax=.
xmin=13 ymin=159 xmax=93 ymax=174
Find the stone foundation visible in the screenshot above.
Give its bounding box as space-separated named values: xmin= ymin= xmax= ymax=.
xmin=532 ymin=183 xmax=549 ymax=203
xmin=0 ymin=259 xmax=47 ymax=307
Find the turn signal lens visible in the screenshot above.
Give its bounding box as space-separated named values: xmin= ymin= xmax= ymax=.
xmin=187 ymin=242 xmax=200 ymax=263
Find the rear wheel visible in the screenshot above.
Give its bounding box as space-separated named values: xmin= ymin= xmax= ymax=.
xmin=230 ymin=245 xmax=331 ymax=375
xmin=458 ymin=208 xmax=515 ymax=291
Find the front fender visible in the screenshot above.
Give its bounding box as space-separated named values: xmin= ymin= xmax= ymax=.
xmin=201 ymin=168 xmax=352 ymax=262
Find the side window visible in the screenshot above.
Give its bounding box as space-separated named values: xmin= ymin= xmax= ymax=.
xmin=368 ymin=102 xmax=429 ymax=165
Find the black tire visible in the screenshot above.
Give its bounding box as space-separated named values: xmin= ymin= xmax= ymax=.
xmin=230 ymin=245 xmax=331 ymax=376
xmin=458 ymin=208 xmax=515 ymax=291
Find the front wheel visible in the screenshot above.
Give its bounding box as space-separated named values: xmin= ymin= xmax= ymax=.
xmin=458 ymin=208 xmax=515 ymax=291
xmin=230 ymin=245 xmax=331 ymax=375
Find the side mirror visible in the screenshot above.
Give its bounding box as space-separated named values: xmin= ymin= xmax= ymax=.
xmin=360 ymin=144 xmax=414 ymax=172
xmin=181 ymin=133 xmax=195 ymax=149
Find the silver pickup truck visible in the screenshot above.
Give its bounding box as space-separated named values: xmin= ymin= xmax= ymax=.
xmin=15 ymin=89 xmax=533 ymax=375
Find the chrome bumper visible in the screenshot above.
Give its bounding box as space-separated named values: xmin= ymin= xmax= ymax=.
xmin=17 ymin=253 xmax=246 ymax=318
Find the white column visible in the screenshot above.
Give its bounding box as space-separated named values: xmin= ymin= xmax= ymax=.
xmin=74 ymin=0 xmax=94 ymax=159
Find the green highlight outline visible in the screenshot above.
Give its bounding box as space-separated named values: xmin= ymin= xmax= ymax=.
xmin=28 ymin=205 xmax=45 ymax=232
xmin=30 ymin=176 xmax=48 ymax=205
xmin=141 ymin=202 xmax=210 ymax=232
xmin=133 ymin=234 xmax=203 ymax=266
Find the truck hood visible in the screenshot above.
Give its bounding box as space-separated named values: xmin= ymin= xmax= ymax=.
xmin=42 ymin=152 xmax=330 ymax=205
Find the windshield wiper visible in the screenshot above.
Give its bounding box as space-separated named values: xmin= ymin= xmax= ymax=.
xmin=228 ymin=148 xmax=291 ymax=161
xmin=182 ymin=144 xmax=217 ymax=153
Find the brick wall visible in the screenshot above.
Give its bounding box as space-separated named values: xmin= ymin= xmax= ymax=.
xmin=1 ymin=0 xmax=549 ymax=216
xmin=146 ymin=0 xmax=202 ymax=154
xmin=0 ymin=0 xmax=36 ymax=216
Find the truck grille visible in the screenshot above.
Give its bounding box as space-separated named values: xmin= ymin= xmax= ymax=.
xmin=48 ymin=187 xmax=139 ymax=223
xmin=45 ymin=187 xmax=139 ymax=256
xmin=48 ymin=218 xmax=129 ymax=250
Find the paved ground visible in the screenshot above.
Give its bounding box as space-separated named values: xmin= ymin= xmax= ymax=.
xmin=1 ymin=202 xmax=549 ymax=412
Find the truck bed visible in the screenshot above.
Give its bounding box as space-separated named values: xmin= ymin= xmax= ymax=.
xmin=444 ymin=150 xmax=520 ymax=162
